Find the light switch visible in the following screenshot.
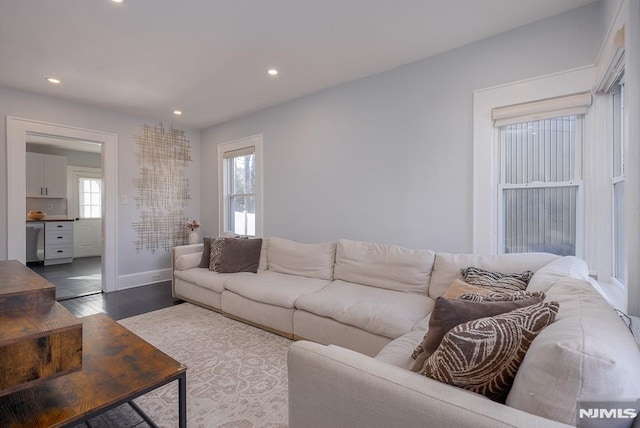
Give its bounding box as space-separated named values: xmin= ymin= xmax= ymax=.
xmin=121 ymin=195 xmax=129 ymax=205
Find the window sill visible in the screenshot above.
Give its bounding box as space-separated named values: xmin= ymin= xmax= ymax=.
xmin=592 ymin=277 xmax=627 ymax=312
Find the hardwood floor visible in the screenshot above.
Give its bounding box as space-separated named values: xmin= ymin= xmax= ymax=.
xmin=59 ymin=281 xmax=183 ymax=321
xmin=27 ymin=256 xmax=102 ymax=300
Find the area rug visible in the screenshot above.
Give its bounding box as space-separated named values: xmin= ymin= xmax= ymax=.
xmin=78 ymin=303 xmax=291 ymax=427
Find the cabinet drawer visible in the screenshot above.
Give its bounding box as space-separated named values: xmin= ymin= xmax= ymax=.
xmin=46 ymin=231 xmax=73 ymax=245
xmin=46 ymin=244 xmax=73 ymax=260
xmin=45 ymin=221 xmax=73 ymax=232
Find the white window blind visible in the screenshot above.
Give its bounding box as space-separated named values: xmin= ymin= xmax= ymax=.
xmin=492 ymin=92 xmax=592 ymax=127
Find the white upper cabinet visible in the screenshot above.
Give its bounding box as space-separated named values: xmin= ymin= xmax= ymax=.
xmin=26 ymin=152 xmax=67 ymax=198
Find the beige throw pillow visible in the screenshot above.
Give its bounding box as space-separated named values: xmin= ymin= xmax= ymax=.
xmin=410 ymin=295 xmax=543 ymax=371
xmin=419 ymin=301 xmax=559 ymax=402
xmin=441 ymin=279 xmax=494 ymax=299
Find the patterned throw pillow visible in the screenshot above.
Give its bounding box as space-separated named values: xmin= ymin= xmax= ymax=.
xmin=418 ymin=301 xmax=559 ymax=402
xmin=209 ymin=237 xmax=226 ymax=272
xmin=460 ymin=267 xmax=533 ymax=292
xmin=409 ymin=296 xmax=543 ymax=371
xmin=460 ymin=290 xmax=546 ymax=302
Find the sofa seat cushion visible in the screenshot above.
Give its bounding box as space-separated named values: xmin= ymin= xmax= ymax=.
xmin=174 ymin=268 xmax=249 ymax=293
xmin=334 ymin=239 xmax=435 ymax=294
xmin=223 ymin=270 xmax=331 ymax=309
xmin=295 ymin=280 xmax=435 ymax=339
xmin=506 ymin=277 xmax=640 ymax=425
xmin=375 ymin=330 xmax=425 ymax=370
xmin=429 ymin=252 xmax=559 ymax=299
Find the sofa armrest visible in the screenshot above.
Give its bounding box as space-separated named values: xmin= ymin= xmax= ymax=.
xmin=288 ymin=341 xmax=570 ymax=428
xmin=173 ymin=243 xmax=204 ymax=260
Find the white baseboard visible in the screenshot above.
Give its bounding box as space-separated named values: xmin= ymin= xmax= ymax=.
xmin=117 ymin=268 xmax=173 ymax=291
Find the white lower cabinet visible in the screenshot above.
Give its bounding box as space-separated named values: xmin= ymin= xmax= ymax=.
xmin=45 ymin=221 xmax=74 ymax=265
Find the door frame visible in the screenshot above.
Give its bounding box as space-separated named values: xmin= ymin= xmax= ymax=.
xmin=6 ymin=117 xmax=118 ymax=293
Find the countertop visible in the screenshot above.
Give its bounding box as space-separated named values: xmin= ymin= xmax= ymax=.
xmin=26 ymin=218 xmax=74 ymax=222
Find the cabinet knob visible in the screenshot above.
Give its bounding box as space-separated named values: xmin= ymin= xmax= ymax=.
xmin=57 ymin=225 xmax=63 ymax=228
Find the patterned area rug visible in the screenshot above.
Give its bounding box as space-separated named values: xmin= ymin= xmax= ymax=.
xmin=77 ymin=303 xmax=291 ymax=427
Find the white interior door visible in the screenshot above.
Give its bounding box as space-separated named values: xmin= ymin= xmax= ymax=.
xmin=68 ymin=167 xmax=103 ymax=258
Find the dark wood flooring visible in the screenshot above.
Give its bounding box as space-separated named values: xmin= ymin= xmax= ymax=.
xmin=27 ymin=257 xmax=102 ymax=300
xmin=59 ymin=281 xmax=183 ymax=321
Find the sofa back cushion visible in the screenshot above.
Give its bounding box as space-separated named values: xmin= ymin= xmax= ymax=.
xmin=334 ymin=239 xmax=435 ymax=294
xmin=267 ymin=237 xmax=336 ymax=280
xmin=428 ymin=252 xmax=559 ymax=299
xmin=506 ymin=277 xmax=640 ymax=425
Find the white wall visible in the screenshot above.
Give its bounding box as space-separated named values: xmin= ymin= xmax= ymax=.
xmin=200 ymin=3 xmax=604 ymax=251
xmin=0 ymin=86 xmax=201 ymax=278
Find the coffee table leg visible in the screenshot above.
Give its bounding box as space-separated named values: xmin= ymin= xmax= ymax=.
xmin=179 ymin=372 xmax=187 ymax=428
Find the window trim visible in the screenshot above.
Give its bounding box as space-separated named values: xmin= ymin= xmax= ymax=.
xmin=78 ymin=176 xmax=102 ymax=219
xmin=217 ymin=134 xmax=263 ymax=236
xmin=472 ymin=66 xmax=595 ymax=254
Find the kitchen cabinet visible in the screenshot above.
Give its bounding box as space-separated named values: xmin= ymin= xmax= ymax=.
xmin=45 ymin=221 xmax=73 ymax=265
xmin=26 ymin=153 xmax=67 ymax=198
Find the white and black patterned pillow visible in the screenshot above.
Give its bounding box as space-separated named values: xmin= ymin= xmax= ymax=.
xmin=208 ymin=237 xmax=226 ymax=272
xmin=460 ymin=267 xmax=533 ymax=292
xmin=460 ymin=290 xmax=546 ymax=302
xmin=419 ymin=301 xmax=559 ymax=402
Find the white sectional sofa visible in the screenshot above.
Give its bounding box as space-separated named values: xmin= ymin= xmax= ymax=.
xmin=172 ymin=237 xmax=640 ymax=427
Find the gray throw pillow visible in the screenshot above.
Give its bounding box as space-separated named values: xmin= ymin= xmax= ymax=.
xmin=419 ymin=301 xmax=559 ymax=402
xmin=220 ymin=238 xmax=263 ymax=273
xmin=410 ymin=295 xmax=543 ymax=372
xmin=199 ymin=237 xmax=213 ymax=268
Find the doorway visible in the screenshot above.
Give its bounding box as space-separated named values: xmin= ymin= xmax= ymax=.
xmin=6 ymin=117 xmax=117 ymax=293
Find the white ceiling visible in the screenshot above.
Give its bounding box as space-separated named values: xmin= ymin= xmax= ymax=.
xmin=0 ymin=0 xmax=598 ymax=129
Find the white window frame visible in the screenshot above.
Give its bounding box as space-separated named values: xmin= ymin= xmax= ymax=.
xmin=611 ymin=75 xmax=625 ymax=285
xmin=217 ymin=134 xmax=263 ymax=236
xmin=496 ymin=115 xmax=584 ymax=256
xmin=78 ymin=176 xmax=102 ymax=219
xmin=473 ymin=66 xmax=595 ymax=255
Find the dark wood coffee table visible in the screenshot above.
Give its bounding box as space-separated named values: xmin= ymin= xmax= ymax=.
xmin=0 ymin=313 xmax=187 ymax=427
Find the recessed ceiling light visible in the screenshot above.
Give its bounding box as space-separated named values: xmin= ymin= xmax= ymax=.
xmin=46 ymin=77 xmax=61 ymax=84
xmin=112 ymin=0 xmax=123 ymax=3
xmin=173 ymin=110 xmax=182 ymax=116
xmin=267 ymin=68 xmax=279 ymax=76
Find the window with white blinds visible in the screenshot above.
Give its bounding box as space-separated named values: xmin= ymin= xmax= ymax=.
xmin=498 ymin=115 xmax=582 ymax=255
xmin=218 ymin=135 xmax=262 ymax=237
xmin=224 ymin=147 xmax=256 ymax=236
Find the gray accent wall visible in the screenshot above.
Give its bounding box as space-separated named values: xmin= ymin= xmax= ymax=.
xmin=200 ymin=3 xmax=604 ymax=251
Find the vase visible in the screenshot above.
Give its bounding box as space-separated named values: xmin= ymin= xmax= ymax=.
xmin=188 ymin=231 xmax=199 ymax=245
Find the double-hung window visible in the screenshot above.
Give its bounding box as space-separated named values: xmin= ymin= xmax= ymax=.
xmin=492 ymin=92 xmax=590 ymax=256
xmin=611 ymin=74 xmax=625 ymax=283
xmin=498 ymin=116 xmax=582 ymax=255
xmin=218 ymin=135 xmax=262 ymax=236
